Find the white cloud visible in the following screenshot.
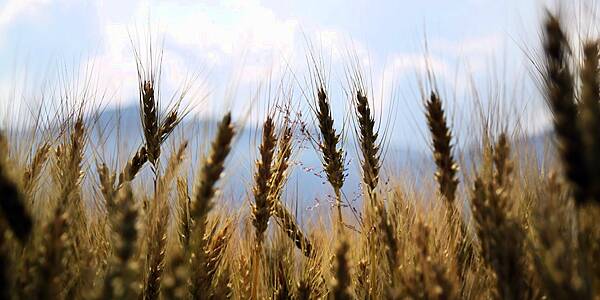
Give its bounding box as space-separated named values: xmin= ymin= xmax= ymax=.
xmin=0 ymin=0 xmax=52 ymax=30
xmin=387 ymin=54 xmax=450 ymax=78
xmin=79 ymin=0 xmax=307 ymax=118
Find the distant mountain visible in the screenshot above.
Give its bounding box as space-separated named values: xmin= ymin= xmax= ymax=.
xmin=83 ymin=106 xmax=437 ymax=210
xmin=18 ymin=105 xmax=555 ymax=214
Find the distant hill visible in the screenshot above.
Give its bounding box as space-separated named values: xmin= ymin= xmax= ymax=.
xmin=20 ymin=105 xmax=555 ymax=215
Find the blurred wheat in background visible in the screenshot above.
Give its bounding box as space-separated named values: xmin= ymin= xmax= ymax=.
xmin=1 ymin=2 xmax=600 ymax=300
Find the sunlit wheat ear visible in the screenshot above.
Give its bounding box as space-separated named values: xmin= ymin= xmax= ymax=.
xmin=272 ymin=203 xmax=313 ymax=257
xmin=296 ymin=249 xmax=325 ymax=300
xmin=579 ymin=41 xmax=600 ymax=201
xmin=191 ymin=112 xmax=234 ymax=220
xmin=51 ymin=116 xmax=86 ymax=236
xmin=140 ymin=80 xmax=160 ymax=168
xmin=25 ymin=116 xmax=86 ymax=299
xmin=56 ymin=116 xmax=86 ymax=203
xmin=268 ymin=125 xmax=314 ymax=257
xmin=205 ymin=220 xmax=234 ymax=292
xmin=424 ymin=90 xmax=473 ymax=278
xmin=269 ymin=126 xmax=293 ymax=202
xmin=373 ymin=194 xmax=398 ymax=273
xmin=315 ymin=86 xmax=346 ymax=231
xmin=415 ymin=222 xmax=460 ymax=300
xmin=0 ymin=133 xmax=32 ymax=243
xmin=355 ymin=90 xmax=380 ymax=195
xmin=471 ymin=133 xmax=529 ymax=300
xmin=97 ymin=162 xmax=116 ymax=207
xmin=142 ymin=141 xmax=187 ymax=300
xmin=425 ymin=91 xmax=459 ymax=205
xmin=249 ymin=116 xmax=277 ymax=300
xmin=251 ymin=116 xmax=277 ymax=246
xmin=143 ymin=143 xmax=187 ymax=300
xmin=55 ymin=116 xmax=88 ymax=266
xmin=118 ymin=146 xmax=148 ymax=187
xmin=353 ymin=87 xmax=398 ymax=285
xmin=159 ymin=110 xmax=179 ymax=143
xmin=176 ymin=177 xmax=191 ymax=248
xmin=188 ymin=112 xmax=235 ymax=300
xmin=237 ymin=255 xmax=253 ymax=299
xmin=36 ymin=116 xmax=86 ymax=298
xmin=543 ymin=13 xmax=590 ymax=205
xmin=22 ymin=142 xmax=51 ymax=199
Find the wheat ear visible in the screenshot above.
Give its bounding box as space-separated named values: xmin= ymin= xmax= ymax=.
xmin=543 ymin=13 xmax=590 ymax=205
xmin=188 ymin=112 xmax=235 ymax=300
xmin=315 ymin=87 xmax=346 ymax=232
xmin=426 ymin=91 xmax=459 ymax=205
xmin=268 ymin=125 xmax=314 ymax=257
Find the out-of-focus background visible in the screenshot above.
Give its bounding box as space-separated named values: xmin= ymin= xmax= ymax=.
xmin=0 ymin=0 xmax=590 ymax=205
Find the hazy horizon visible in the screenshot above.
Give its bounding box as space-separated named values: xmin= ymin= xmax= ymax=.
xmin=0 ymin=0 xmax=589 ymax=151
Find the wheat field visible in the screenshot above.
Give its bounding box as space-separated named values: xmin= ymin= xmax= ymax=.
xmin=0 ymin=10 xmax=599 ymax=300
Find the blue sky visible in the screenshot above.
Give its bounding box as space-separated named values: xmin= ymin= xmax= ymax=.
xmin=0 ymin=0 xmax=573 ymax=149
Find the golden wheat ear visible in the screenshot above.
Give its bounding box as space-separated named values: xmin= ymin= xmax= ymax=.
xmin=354 ymin=90 xmax=380 ymax=196
xmin=315 ymin=86 xmax=346 ymax=232
xmin=471 ymin=133 xmax=530 ymax=300
xmin=425 ymin=91 xmax=459 ymax=205
xmin=248 ymin=116 xmax=277 ymax=299
xmin=140 ymin=80 xmax=161 ymax=168
xmin=251 ymin=116 xmax=277 ymax=246
xmin=143 ymin=141 xmax=188 ymax=300
xmin=188 ymin=112 xmax=235 ymax=300
xmin=22 ymin=142 xmax=51 ymax=200
xmin=266 ymin=119 xmax=314 ymax=257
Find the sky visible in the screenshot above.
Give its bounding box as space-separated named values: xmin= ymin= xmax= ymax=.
xmin=0 ymin=0 xmax=583 ymax=150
